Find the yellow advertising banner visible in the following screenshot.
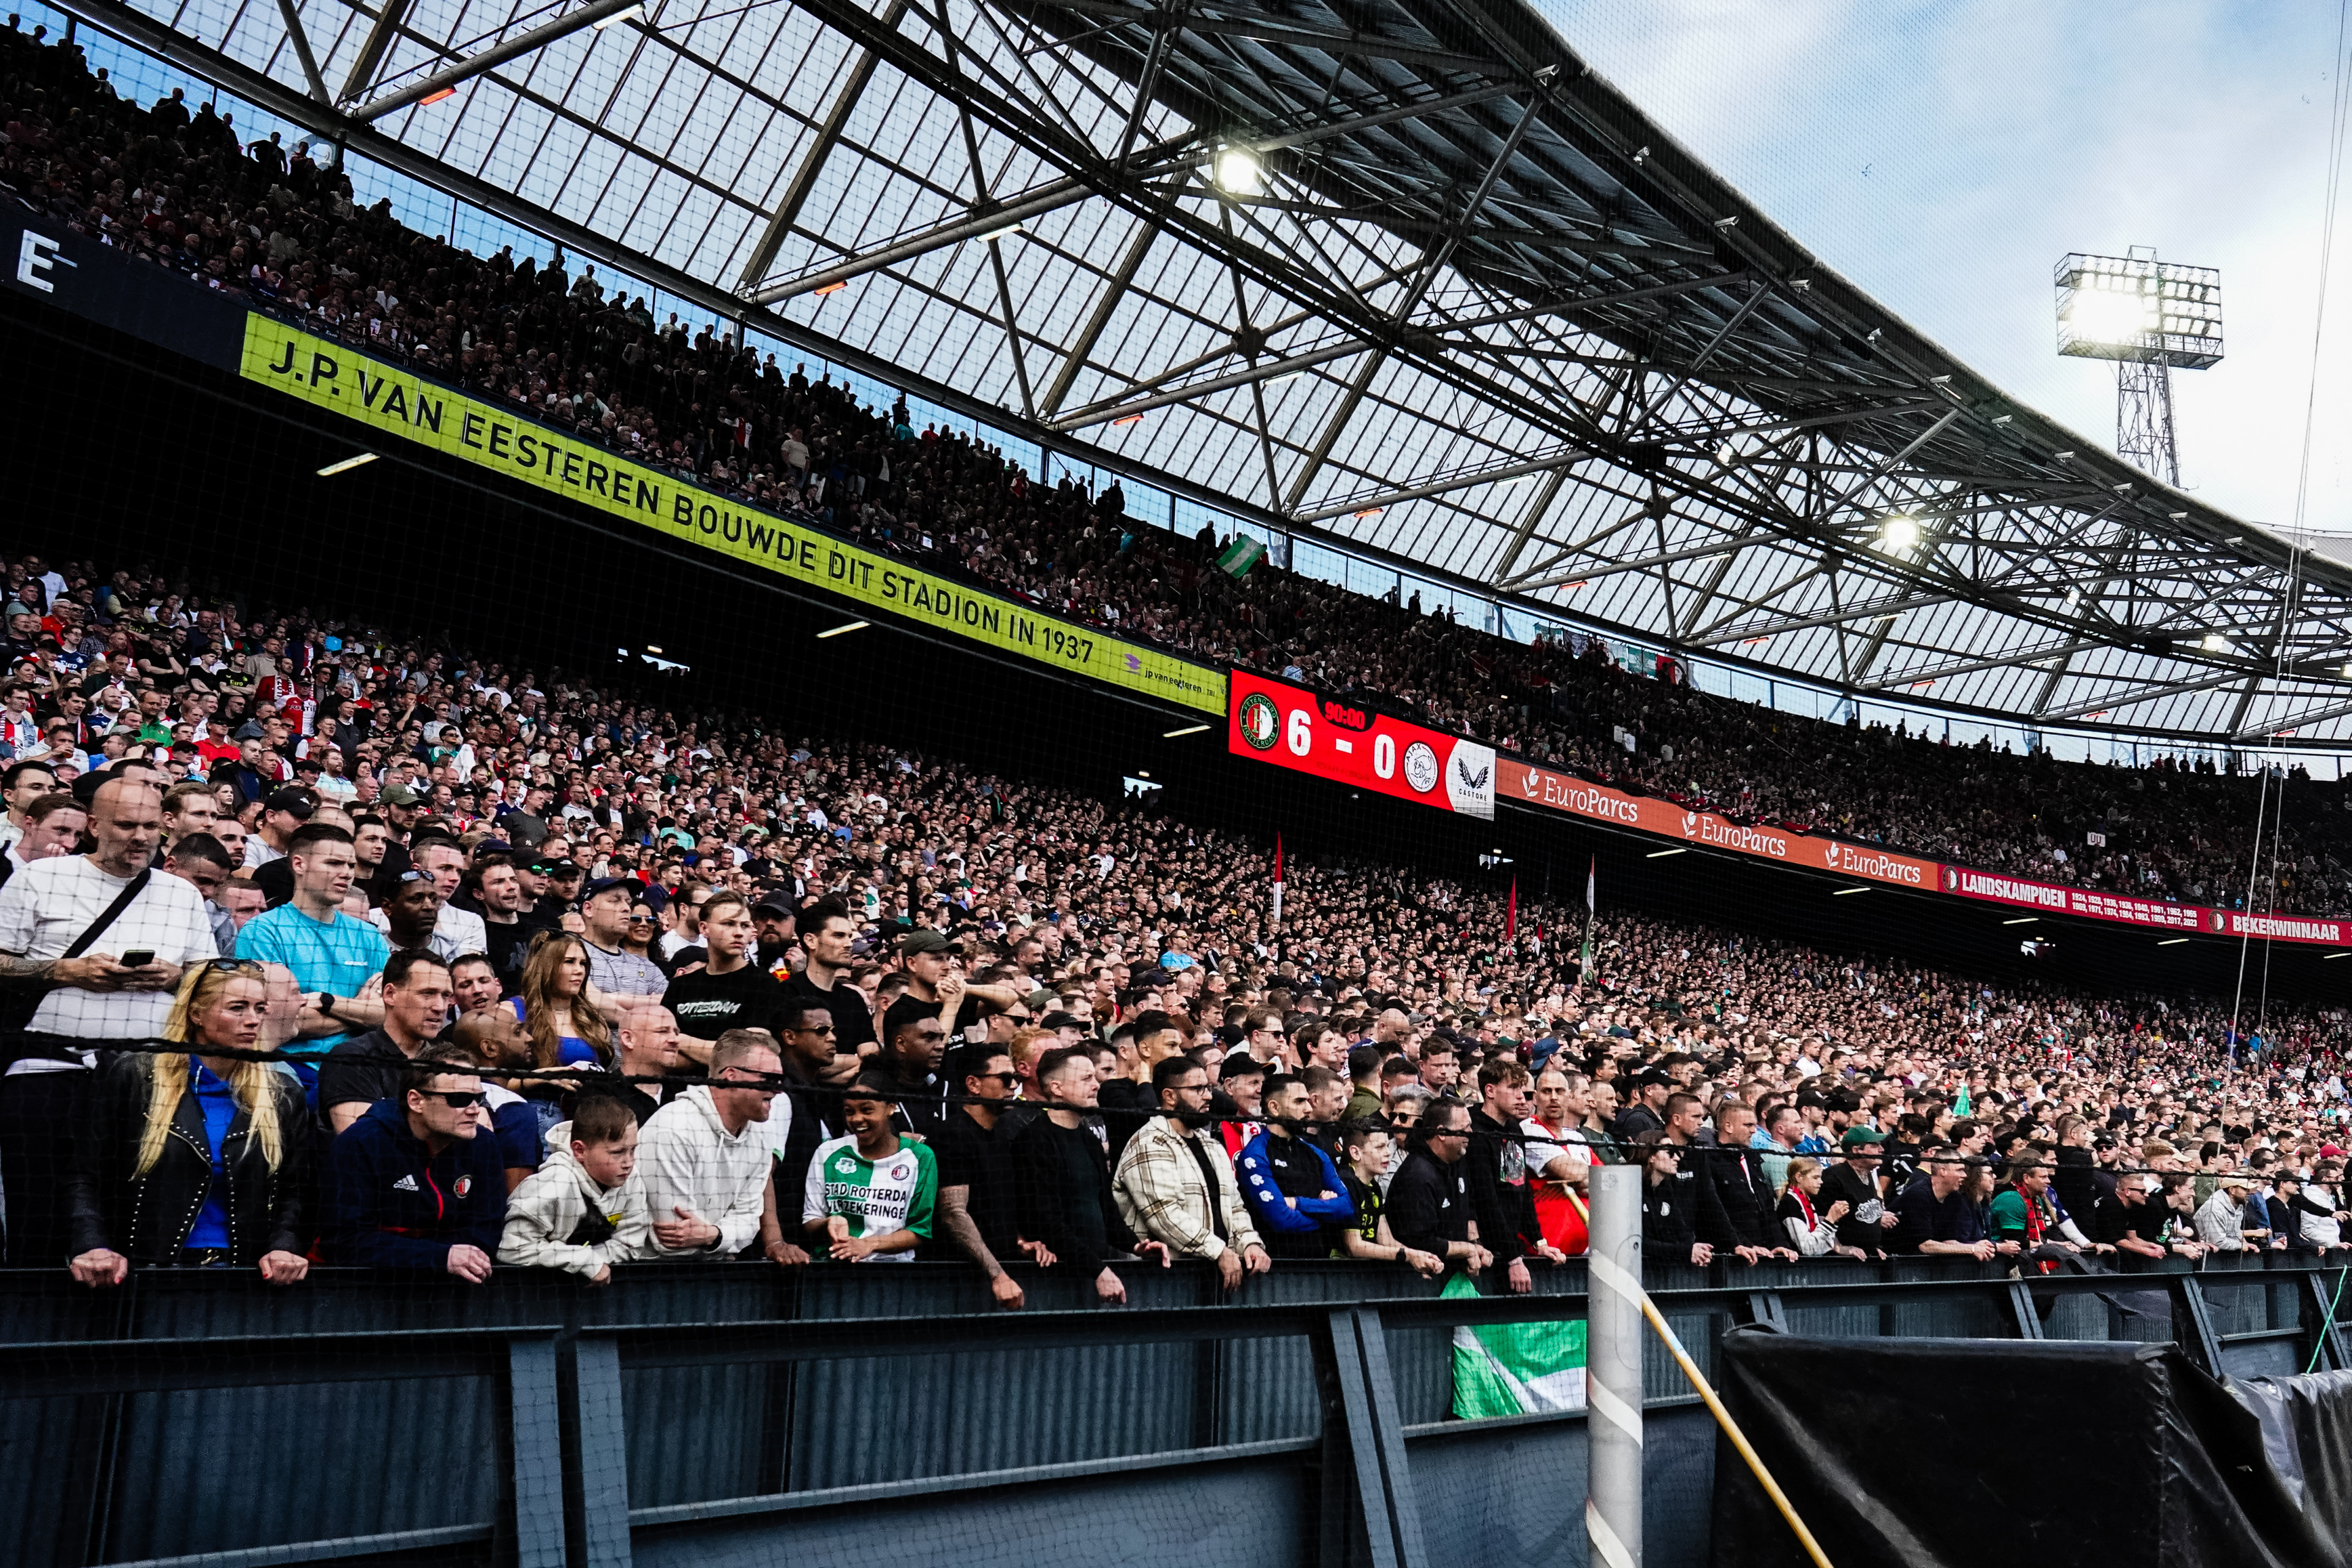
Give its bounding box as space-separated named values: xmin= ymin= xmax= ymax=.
xmin=239 ymin=318 xmax=1226 ymax=714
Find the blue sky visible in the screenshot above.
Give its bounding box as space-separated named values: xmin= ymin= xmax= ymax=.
xmin=1545 ymin=0 xmax=2352 ymax=532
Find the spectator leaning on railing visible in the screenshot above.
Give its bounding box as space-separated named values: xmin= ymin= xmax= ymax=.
xmin=322 ymin=1039 xmax=507 ymax=1281
xmin=64 ymin=957 xmax=311 ymax=1285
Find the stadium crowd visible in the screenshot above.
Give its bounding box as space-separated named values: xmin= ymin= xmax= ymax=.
xmin=4 ymin=18 xmax=2350 ymax=922
xmin=0 ymin=520 xmax=2346 ymax=1295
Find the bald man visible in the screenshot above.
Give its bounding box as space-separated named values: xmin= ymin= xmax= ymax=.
xmin=0 ymin=777 xmax=220 ymax=1264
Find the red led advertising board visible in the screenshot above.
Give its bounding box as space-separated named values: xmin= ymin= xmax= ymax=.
xmin=1228 ymin=669 xmax=1495 ymax=818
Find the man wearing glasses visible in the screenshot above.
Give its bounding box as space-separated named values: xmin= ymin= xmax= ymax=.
xmin=1382 ymin=1102 xmax=1493 ymax=1278
xmin=322 ymin=1041 xmax=508 ymax=1283
xmin=1240 ymin=1007 xmax=1287 ymax=1069
xmin=1114 ymin=1055 xmax=1269 ymax=1292
xmin=756 ymin=995 xmax=862 ymax=1268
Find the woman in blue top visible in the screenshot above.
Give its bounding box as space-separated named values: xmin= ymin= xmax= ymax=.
xmin=511 ymin=933 xmax=617 ymax=1136
xmin=64 ymin=959 xmax=312 ymax=1284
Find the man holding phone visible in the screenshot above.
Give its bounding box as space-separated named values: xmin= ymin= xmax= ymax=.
xmin=0 ymin=777 xmax=220 ymax=1265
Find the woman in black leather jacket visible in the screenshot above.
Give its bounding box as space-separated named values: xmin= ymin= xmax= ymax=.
xmin=65 ymin=959 xmax=313 ymax=1286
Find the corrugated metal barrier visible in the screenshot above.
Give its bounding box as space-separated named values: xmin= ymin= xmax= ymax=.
xmin=1 ymin=1250 xmax=2342 ymax=1568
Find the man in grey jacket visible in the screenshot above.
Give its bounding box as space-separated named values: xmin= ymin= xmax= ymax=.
xmin=636 ymin=1029 xmax=783 ymax=1259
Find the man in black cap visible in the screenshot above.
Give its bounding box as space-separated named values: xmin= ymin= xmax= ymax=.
xmin=1820 ymin=1125 xmax=1897 ymax=1258
xmin=244 ymin=785 xmax=318 ymax=873
xmin=752 ymin=894 xmax=796 ymax=973
xmin=1611 ymin=1068 xmax=1670 ymax=1142
xmin=533 ymin=856 xmax=584 ymax=924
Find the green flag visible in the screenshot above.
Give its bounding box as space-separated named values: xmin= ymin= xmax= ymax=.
xmin=1216 ymin=534 xmax=1266 ymax=578
xmin=1447 ymin=1272 xmax=1588 ymax=1419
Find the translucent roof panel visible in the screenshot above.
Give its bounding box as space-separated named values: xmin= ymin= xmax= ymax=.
xmin=107 ymin=0 xmax=2352 ymax=742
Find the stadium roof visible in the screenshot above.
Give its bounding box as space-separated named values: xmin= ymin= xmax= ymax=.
xmin=74 ymin=0 xmax=2352 ymax=744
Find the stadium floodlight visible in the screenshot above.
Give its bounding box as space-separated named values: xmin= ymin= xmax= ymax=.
xmin=315 ymin=452 xmax=378 ymax=477
xmin=1879 ymin=514 xmax=1920 ymax=552
xmin=1213 ymin=146 xmax=1265 ymax=198
xmin=2054 ymin=247 xmax=2222 ymax=486
xmin=2200 ymin=631 xmax=2231 ymax=653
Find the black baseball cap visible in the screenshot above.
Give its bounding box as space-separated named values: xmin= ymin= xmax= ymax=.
xmin=263 ymin=785 xmax=318 ymax=818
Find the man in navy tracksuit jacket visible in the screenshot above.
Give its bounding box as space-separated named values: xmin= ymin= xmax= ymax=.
xmin=323 ymin=1054 xmax=508 ymax=1277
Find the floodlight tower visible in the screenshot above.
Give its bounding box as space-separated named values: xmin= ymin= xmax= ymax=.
xmin=2054 ymin=246 xmax=2223 ymax=486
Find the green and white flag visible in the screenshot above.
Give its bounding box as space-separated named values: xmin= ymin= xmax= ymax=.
xmin=1217 ymin=534 xmax=1266 ymax=578
xmin=1447 ymin=1273 xmax=1587 ymax=1419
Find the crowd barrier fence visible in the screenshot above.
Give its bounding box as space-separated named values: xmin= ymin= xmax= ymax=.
xmin=4 ymin=1249 xmax=2346 ymax=1568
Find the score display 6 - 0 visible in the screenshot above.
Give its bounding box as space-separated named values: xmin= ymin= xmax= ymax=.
xmin=1227 ymin=669 xmax=1494 ymax=819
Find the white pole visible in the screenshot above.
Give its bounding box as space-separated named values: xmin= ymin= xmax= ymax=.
xmin=1586 ymin=1162 xmax=1643 ymax=1568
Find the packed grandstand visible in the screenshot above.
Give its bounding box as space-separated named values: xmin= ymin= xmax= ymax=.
xmin=6 ymin=17 xmax=2352 ymax=1304
xmin=6 ymin=20 xmax=2352 ymax=924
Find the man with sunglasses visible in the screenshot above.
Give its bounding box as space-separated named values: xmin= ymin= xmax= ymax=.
xmin=322 ymin=1041 xmax=508 ymax=1282
xmin=929 ymin=1041 xmax=1033 ymax=1305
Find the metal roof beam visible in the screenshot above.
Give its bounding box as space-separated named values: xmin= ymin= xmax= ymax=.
xmin=2238 ymin=695 xmax=2352 ymax=738
xmin=745 ymin=173 xmax=1114 ymax=303
xmin=1862 ymin=639 xmax=2104 ymax=692
xmin=2044 ymin=668 xmax=2256 ymax=722
xmin=734 ymin=0 xmax=908 ymax=289
xmin=274 ymin=0 xmax=331 ymax=103
xmin=1293 ymin=448 xmax=1588 ymax=522
xmin=349 ymin=0 xmax=646 ymax=123
xmin=1692 ymin=589 xmax=1961 ymax=647
xmin=1037 ymin=0 xmax=1518 ymax=75
xmin=336 ymin=0 xmax=412 ymax=102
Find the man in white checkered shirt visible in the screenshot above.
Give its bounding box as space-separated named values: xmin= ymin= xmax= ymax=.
xmin=0 ymin=776 xmax=218 ymax=1265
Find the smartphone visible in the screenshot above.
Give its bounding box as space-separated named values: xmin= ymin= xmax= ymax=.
xmin=119 ymin=949 xmax=155 ymax=968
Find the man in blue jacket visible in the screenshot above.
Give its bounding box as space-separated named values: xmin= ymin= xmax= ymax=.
xmin=324 ymin=1041 xmax=508 ymax=1281
xmin=1237 ymin=1073 xmax=1353 ymax=1259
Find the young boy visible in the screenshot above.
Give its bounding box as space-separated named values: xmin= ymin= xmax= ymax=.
xmin=802 ymin=1072 xmax=938 ymax=1262
xmin=1335 ymin=1117 xmax=1444 ymax=1276
xmin=497 ymin=1096 xmax=650 ymax=1283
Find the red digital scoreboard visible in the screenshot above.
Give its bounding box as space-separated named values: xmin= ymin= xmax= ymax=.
xmin=1227 ymin=669 xmax=1495 ymax=818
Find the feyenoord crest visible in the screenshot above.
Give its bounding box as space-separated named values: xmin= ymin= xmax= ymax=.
xmin=1238 ymin=692 xmax=1280 ymax=750
xmin=453 ymin=1176 xmax=473 ymax=1198
xmin=1402 ymin=740 xmax=1440 ymax=793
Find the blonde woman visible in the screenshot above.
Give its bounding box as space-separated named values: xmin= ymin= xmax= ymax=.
xmin=65 ymin=959 xmax=312 ymax=1286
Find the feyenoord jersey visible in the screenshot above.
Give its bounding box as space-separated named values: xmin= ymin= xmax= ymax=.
xmin=802 ymin=1136 xmax=938 ymax=1262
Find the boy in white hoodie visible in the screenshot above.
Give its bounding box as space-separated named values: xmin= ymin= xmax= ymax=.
xmin=498 ymin=1096 xmax=650 ymax=1283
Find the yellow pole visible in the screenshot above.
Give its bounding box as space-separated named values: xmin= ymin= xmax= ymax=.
xmin=1634 ymin=1291 xmax=1836 ymax=1568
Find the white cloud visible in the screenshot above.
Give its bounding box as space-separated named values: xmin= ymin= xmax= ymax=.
xmin=1543 ymin=0 xmax=2352 ymax=529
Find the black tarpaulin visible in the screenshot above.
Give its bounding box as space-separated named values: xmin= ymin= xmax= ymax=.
xmin=1708 ymin=1327 xmax=2342 ymax=1568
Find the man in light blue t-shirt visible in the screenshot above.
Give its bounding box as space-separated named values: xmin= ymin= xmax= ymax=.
xmin=237 ymin=822 xmax=390 ymax=1088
